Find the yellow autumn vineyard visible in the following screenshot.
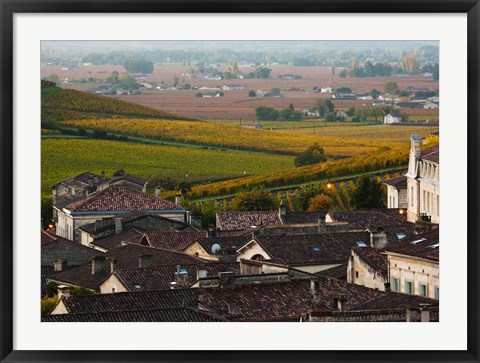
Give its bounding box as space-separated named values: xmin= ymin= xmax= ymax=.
xmin=60 ymin=118 xmax=397 ymax=157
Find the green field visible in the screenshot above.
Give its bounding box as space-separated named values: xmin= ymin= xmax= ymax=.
xmin=41 ymin=139 xmax=294 ymax=194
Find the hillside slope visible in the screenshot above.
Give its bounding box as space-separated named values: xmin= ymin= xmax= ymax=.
xmin=41 ymin=87 xmax=192 ymax=124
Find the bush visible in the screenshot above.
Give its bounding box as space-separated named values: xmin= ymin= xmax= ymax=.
xmin=294 ymin=143 xmax=327 ymax=167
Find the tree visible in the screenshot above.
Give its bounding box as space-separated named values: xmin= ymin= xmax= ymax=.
xmin=350 ymin=176 xmax=385 ymax=209
xmin=369 ymin=107 xmax=384 ymax=121
xmin=298 ymin=183 xmax=326 ymax=210
xmin=433 ymin=63 xmax=439 ymax=81
xmin=339 ymin=69 xmax=348 ymax=78
xmin=308 ymin=194 xmax=334 ymax=212
xmin=331 ymin=63 xmax=336 ymax=75
xmin=280 ymin=108 xmax=303 ymax=121
xmin=254 ymin=66 xmax=272 ymax=79
xmin=41 ymin=195 xmax=53 ymax=228
xmin=315 ymin=99 xmax=334 ymax=116
xmin=231 ymin=187 xmax=275 ymax=211
xmin=232 ymin=60 xmax=239 ymax=75
xmin=124 ymin=59 xmax=154 ymax=74
xmin=256 ymin=106 xmax=279 ymax=121
xmin=370 ymin=89 xmax=381 ymax=99
xmin=269 ymin=88 xmax=281 ymax=97
xmin=294 ymin=143 xmax=327 ymax=167
xmin=383 ymin=81 xmax=399 ymax=95
xmin=107 ymin=71 xmax=119 ymax=85
xmin=335 ymin=87 xmax=352 ymax=93
xmin=403 ymin=53 xmax=419 ymax=74
xmin=44 ymin=74 xmax=60 ymax=84
xmin=248 ymin=90 xmax=257 ymax=97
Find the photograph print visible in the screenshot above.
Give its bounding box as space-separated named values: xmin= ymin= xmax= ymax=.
xmin=40 ymin=40 xmax=440 ymax=323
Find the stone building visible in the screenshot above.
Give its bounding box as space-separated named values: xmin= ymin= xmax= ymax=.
xmin=54 ymin=186 xmax=187 ymax=241
xmin=384 ymin=229 xmax=439 ymax=299
xmin=384 ymin=176 xmax=408 ymax=209
xmin=405 ymin=135 xmax=440 ymax=223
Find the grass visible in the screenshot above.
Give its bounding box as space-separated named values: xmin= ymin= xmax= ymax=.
xmin=41 ymin=139 xmax=294 ymax=194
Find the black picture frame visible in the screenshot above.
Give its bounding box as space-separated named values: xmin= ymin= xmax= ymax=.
xmin=1 ymin=1 xmax=479 ymax=362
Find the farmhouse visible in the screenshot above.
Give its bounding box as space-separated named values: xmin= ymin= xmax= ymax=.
xmin=222 ymin=84 xmax=245 ymax=91
xmin=384 ymin=114 xmax=401 ymax=124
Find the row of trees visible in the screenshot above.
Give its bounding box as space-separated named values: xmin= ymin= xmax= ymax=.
xmin=255 ymin=105 xmax=303 ymax=121
xmin=179 ymin=176 xmax=385 ymax=226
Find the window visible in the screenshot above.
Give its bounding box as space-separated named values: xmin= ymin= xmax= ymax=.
xmin=391 ymin=278 xmax=399 ymax=292
xmin=411 ymin=187 xmax=414 ymax=207
xmin=111 ymin=287 xmax=116 ymax=293
xmin=355 ymin=271 xmax=359 ymax=279
xmin=404 ymin=281 xmax=413 ymax=294
xmin=419 ymin=284 xmax=427 ymax=296
xmin=393 ymin=196 xmax=396 ymax=208
xmin=435 ymin=287 xmax=439 ymax=300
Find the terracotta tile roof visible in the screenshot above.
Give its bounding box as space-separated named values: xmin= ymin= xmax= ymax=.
xmin=90 ymin=229 xmax=145 ymax=251
xmin=65 ymin=187 xmax=184 ymax=212
xmin=58 ymin=289 xmax=199 ymax=314
xmin=199 ymin=277 xmax=384 ymax=322
xmin=352 ymin=247 xmax=388 ymax=277
xmin=50 ymin=244 xmax=207 ymax=290
xmin=327 ymin=209 xmax=407 ymax=230
xmin=382 ymin=223 xmax=417 ymax=243
xmin=41 ymin=230 xmax=107 ymax=255
xmin=52 ymin=275 xmax=438 ymax=322
xmin=314 ymin=264 xmax=348 ymax=280
xmin=383 ymin=176 xmax=407 ymax=188
xmin=384 ymin=228 xmax=439 ymax=261
xmin=113 ymin=262 xmax=240 ymax=291
xmin=195 ymin=235 xmax=253 ymax=255
xmin=421 ymin=146 xmax=439 ymax=163
xmin=109 ymin=174 xmax=147 ymax=186
xmin=351 ymin=291 xmax=439 ymax=311
xmin=216 ymin=211 xmax=281 ymax=230
xmin=281 ymin=211 xmax=327 ymax=225
xmin=141 ymin=231 xmax=207 ymax=251
xmin=52 ymin=172 xmax=110 ymax=187
xmin=254 ymin=232 xmax=371 ymax=265
xmin=42 ymin=307 xmax=225 ymax=322
xmin=41 ymin=230 xmax=57 ymax=245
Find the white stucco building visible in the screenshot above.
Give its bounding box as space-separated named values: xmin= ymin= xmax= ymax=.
xmin=405 ymin=134 xmax=440 ymax=224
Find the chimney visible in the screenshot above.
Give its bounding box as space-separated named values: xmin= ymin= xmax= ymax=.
xmin=175 ymin=194 xmax=182 ymax=206
xmin=101 ymin=171 xmax=106 ymax=179
xmin=91 ymin=256 xmax=107 ymax=275
xmin=310 ymin=279 xmax=320 ymax=305
xmin=110 ymin=258 xmax=117 ymax=273
xmin=218 ymin=271 xmax=235 ymax=289
xmin=411 ymin=134 xmax=421 ymax=159
xmin=174 ymin=265 xmax=189 ymax=288
xmin=93 ymin=175 xmax=99 ymax=185
xmin=206 ymin=228 xmax=217 ymax=238
xmin=139 ymin=254 xmax=152 ymax=268
xmin=279 ymin=201 xmax=287 ymax=218
xmin=218 ymin=246 xmax=237 ymax=263
xmin=227 ymin=302 xmax=238 ymax=315
xmin=88 ymin=176 xmax=94 ymax=188
xmin=317 ymin=216 xmax=326 ymax=233
xmin=333 ymin=294 xmax=347 ymax=312
xmin=54 ymin=259 xmax=67 ymax=272
xmin=369 ymin=227 xmax=388 ymax=249
xmin=155 ymin=187 xmax=161 ymax=198
xmin=114 ymin=217 xmax=123 ymax=235
xmin=191 ymin=215 xmax=202 ymax=228
xmin=57 ymin=285 xmax=70 ymax=300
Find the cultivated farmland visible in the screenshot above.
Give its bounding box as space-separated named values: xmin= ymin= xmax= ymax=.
xmin=43 ymin=64 xmax=439 ymax=120
xmin=60 ymin=118 xmax=395 ymax=157
xmin=41 ymin=139 xmax=294 ymax=194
